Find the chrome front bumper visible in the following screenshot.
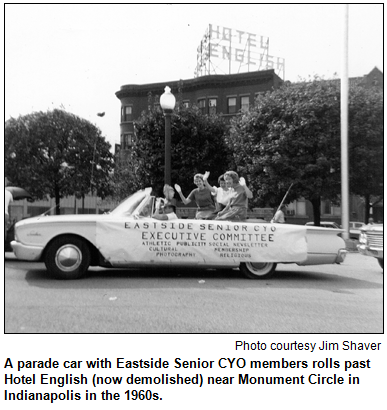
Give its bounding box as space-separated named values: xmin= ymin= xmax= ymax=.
xmin=357 ymin=244 xmax=384 ymax=260
xmin=11 ymin=241 xmax=44 ymax=261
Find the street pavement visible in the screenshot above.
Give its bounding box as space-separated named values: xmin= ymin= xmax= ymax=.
xmin=4 ymin=251 xmax=383 ymax=333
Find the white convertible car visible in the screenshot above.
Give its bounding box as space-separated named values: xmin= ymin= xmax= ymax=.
xmin=11 ymin=188 xmax=347 ymax=280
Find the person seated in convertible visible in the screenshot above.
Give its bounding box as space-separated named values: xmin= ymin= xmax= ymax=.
xmin=152 ymin=203 xmax=178 ymax=221
xmin=215 ymin=171 xmax=253 ymax=222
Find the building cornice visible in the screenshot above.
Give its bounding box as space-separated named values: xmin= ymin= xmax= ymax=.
xmin=116 ymin=69 xmax=281 ymax=99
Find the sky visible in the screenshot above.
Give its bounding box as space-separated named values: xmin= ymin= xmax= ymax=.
xmin=4 ymin=3 xmax=384 ymax=150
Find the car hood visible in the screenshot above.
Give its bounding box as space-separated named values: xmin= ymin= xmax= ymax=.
xmin=362 ymin=224 xmax=383 ymax=233
xmin=15 ymin=213 xmax=106 ymax=227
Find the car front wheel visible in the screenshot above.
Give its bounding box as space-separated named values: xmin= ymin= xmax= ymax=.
xmin=378 ymin=259 xmax=383 ymax=270
xmin=45 ymin=236 xmax=91 ymax=279
xmin=240 ymin=262 xmax=277 ymax=279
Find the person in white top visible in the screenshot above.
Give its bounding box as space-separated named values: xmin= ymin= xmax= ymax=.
xmin=203 ymin=172 xmax=234 ymax=213
xmin=271 ymin=204 xmax=286 ymax=224
xmin=5 ymin=189 xmax=13 ymax=240
xmin=152 ymin=203 xmax=178 ymax=221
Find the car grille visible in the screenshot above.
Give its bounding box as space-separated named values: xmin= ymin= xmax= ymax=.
xmin=366 ymin=232 xmax=383 ymax=248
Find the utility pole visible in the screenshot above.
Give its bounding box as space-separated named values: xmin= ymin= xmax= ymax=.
xmin=341 ymin=4 xmax=350 ymax=241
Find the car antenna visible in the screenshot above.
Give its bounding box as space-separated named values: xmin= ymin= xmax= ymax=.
xmin=274 ymin=183 xmax=294 ymax=215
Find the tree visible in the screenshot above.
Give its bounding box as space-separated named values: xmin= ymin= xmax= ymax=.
xmin=226 ymin=79 xmax=342 ymax=225
xmin=348 ymin=85 xmax=383 ymax=222
xmin=126 ymin=105 xmax=232 ymax=197
xmin=5 ymin=109 xmax=114 ymax=214
xmin=110 ymin=158 xmax=138 ymax=201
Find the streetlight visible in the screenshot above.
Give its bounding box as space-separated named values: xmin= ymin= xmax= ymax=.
xmin=160 ymin=86 xmax=176 ymax=185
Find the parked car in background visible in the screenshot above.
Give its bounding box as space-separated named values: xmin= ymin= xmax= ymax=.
xmin=305 ymin=221 xmax=341 ymax=229
xmin=349 ymin=221 xmax=365 ymax=240
xmin=11 ymin=188 xmax=347 ymax=280
xmin=306 ymin=221 xmax=365 ymax=240
xmin=357 ymin=224 xmax=384 ymax=269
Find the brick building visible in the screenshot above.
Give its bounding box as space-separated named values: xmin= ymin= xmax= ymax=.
xmin=115 ymin=67 xmax=383 ymax=224
xmin=115 ymin=69 xmax=283 ymax=152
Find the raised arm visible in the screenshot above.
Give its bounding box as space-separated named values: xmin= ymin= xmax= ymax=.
xmin=239 ymin=177 xmax=253 ymax=199
xmin=203 ymin=171 xmax=216 ymax=193
xmin=174 ymin=184 xmax=192 ymax=205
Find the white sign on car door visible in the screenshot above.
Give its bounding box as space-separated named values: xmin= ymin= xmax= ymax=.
xmin=96 ymin=219 xmax=308 ymax=266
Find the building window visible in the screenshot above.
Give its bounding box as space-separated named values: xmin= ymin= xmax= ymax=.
xmin=241 ymin=96 xmax=250 ymax=112
xmin=122 ymin=133 xmax=134 ymax=149
xmin=198 ymin=99 xmax=206 ymax=114
xmin=209 ymin=98 xmax=217 ymax=115
xmin=121 ymin=106 xmax=133 ymax=122
xmin=182 ymin=100 xmax=190 ymax=108
xmin=227 ymin=97 xmax=237 ymax=114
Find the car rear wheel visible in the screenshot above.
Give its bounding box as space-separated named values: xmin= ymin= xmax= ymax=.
xmin=45 ymin=236 xmax=91 ymax=280
xmin=240 ymin=262 xmax=277 ymax=279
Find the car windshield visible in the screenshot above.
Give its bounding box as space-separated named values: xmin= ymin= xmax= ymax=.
xmin=136 ymin=196 xmax=155 ymax=217
xmin=109 ymin=188 xmax=152 ymax=216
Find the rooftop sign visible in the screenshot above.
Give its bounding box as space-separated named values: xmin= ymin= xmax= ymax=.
xmin=195 ymin=24 xmax=285 ymax=79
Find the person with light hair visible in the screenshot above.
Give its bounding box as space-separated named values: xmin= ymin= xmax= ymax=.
xmin=163 ymin=184 xmax=177 ymax=207
xmin=215 ymin=171 xmax=253 ymax=221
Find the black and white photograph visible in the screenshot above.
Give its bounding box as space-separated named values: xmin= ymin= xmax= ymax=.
xmin=2 ymin=3 xmax=384 ymax=408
